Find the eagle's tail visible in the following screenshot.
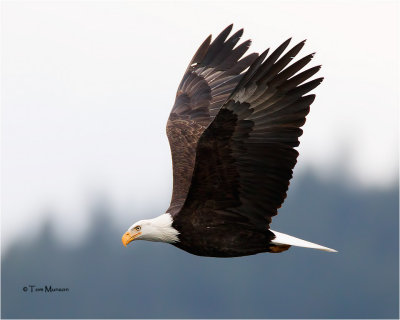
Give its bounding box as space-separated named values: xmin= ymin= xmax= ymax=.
xmin=270 ymin=230 xmax=337 ymax=252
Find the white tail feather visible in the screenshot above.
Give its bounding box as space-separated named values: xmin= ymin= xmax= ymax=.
xmin=270 ymin=230 xmax=337 ymax=253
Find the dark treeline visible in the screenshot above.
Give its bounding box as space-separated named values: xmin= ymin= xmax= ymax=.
xmin=2 ymin=173 xmax=399 ymax=318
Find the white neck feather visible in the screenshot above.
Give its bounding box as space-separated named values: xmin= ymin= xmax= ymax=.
xmin=138 ymin=213 xmax=179 ymax=243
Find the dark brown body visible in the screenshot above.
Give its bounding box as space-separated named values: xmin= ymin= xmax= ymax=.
xmin=172 ymin=209 xmax=276 ymax=257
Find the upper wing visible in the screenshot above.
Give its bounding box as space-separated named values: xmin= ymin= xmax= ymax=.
xmin=166 ymin=25 xmax=258 ymax=215
xmin=177 ymin=38 xmax=323 ymax=227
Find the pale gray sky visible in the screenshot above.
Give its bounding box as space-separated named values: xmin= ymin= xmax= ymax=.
xmin=2 ymin=1 xmax=398 ymax=251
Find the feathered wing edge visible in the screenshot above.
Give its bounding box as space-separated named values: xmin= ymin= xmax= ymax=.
xmin=179 ymin=37 xmax=324 ymax=229
xmin=170 ymin=24 xmax=259 ymax=120
xmin=167 ymin=25 xmax=259 ymax=216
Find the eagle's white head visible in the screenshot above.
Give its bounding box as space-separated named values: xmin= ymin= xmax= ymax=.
xmin=121 ymin=213 xmax=179 ymax=246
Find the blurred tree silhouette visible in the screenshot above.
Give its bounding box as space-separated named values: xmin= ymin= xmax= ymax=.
xmin=2 ymin=173 xmax=398 ymax=318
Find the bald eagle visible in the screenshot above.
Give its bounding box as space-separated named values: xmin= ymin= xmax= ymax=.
xmin=122 ymin=25 xmax=337 ymax=257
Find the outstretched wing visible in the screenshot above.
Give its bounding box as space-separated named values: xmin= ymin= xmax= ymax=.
xmin=177 ymin=38 xmax=323 ymax=227
xmin=166 ymin=25 xmax=258 ymax=215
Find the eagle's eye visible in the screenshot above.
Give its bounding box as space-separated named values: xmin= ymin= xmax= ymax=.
xmin=135 ymin=226 xmax=141 ymax=231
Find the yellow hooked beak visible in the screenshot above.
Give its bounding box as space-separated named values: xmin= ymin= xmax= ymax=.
xmin=121 ymin=231 xmax=141 ymax=247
